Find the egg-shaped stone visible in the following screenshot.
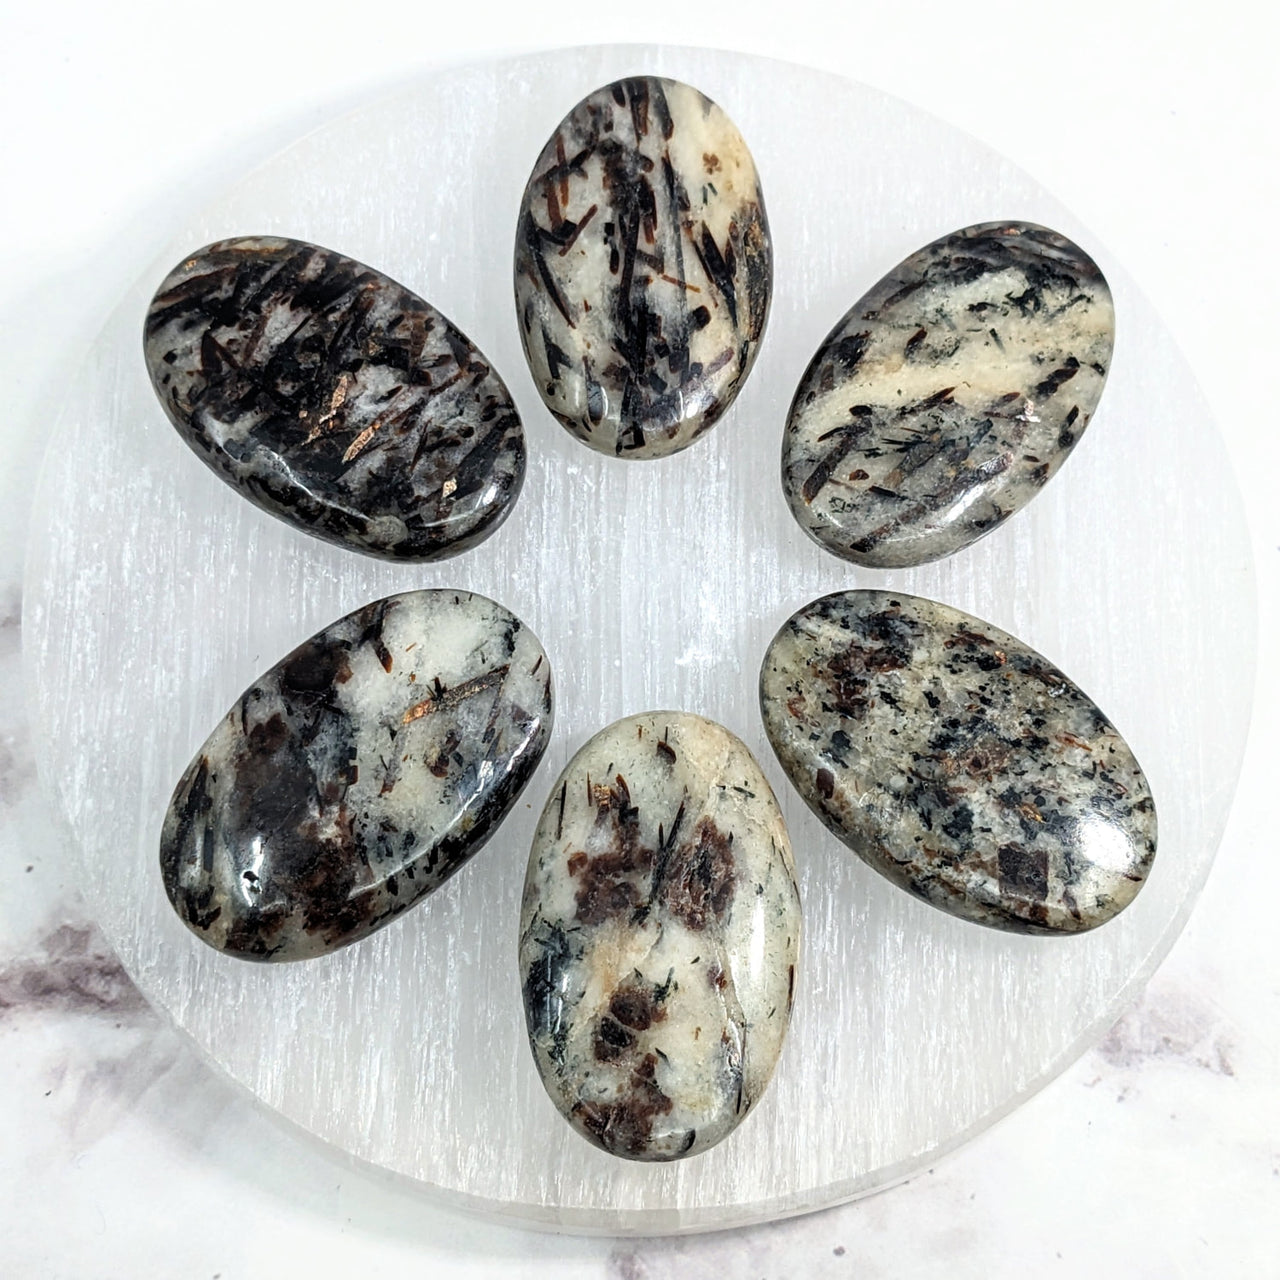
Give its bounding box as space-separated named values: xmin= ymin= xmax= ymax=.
xmin=519 ymin=712 xmax=800 ymax=1160
xmin=760 ymin=591 xmax=1155 ymax=934
xmin=161 ymin=590 xmax=552 ymax=961
xmin=782 ymin=221 xmax=1113 ymax=567
xmin=514 ymin=76 xmax=772 ymax=459
xmin=145 ymin=236 xmax=525 ymax=561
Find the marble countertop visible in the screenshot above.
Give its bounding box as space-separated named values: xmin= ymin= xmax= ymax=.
xmin=2 ymin=6 xmax=1276 ymax=1275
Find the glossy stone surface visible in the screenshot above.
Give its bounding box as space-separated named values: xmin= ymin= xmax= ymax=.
xmin=515 ymin=76 xmax=772 ymax=459
xmin=782 ymin=221 xmax=1113 ymax=567
xmin=161 ymin=590 xmax=552 ymax=961
xmin=761 ymin=591 xmax=1156 ymax=934
xmin=145 ymin=236 xmax=525 ymax=561
xmin=519 ymin=712 xmax=800 ymax=1160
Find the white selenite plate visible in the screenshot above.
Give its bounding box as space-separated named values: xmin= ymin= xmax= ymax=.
xmin=23 ymin=45 xmax=1255 ymax=1234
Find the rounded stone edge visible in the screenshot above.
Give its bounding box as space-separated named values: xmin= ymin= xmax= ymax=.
xmin=517 ymin=709 xmax=801 ymax=1161
xmin=758 ymin=588 xmax=1157 ymax=936
xmin=158 ymin=588 xmax=555 ymax=963
xmin=780 ymin=220 xmax=1115 ymax=570
xmin=143 ymin=235 xmax=528 ymax=564
xmin=512 ymin=75 xmax=773 ymax=463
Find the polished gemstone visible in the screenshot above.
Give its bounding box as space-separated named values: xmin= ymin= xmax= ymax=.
xmin=145 ymin=236 xmax=525 ymax=560
xmin=782 ymin=221 xmax=1113 ymax=567
xmin=760 ymin=591 xmax=1155 ymax=934
xmin=515 ymin=76 xmax=772 ymax=459
xmin=519 ymin=712 xmax=800 ymax=1160
xmin=161 ymin=590 xmax=552 ymax=961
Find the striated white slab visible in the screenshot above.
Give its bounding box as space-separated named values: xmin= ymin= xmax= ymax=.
xmin=23 ymin=45 xmax=1254 ymax=1233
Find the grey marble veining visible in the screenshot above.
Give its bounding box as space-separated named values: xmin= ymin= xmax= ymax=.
xmin=515 ymin=76 xmax=771 ymax=458
xmin=760 ymin=591 xmax=1156 ymax=934
xmin=782 ymin=222 xmax=1113 ymax=567
xmin=519 ymin=712 xmax=800 ymax=1160
xmin=161 ymin=590 xmax=552 ymax=961
xmin=145 ymin=237 xmax=525 ymax=560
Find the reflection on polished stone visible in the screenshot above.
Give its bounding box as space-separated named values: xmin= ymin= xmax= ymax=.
xmin=146 ymin=237 xmax=525 ymax=560
xmin=520 ymin=711 xmax=799 ymax=1159
xmin=161 ymin=590 xmax=552 ymax=960
xmin=783 ymin=222 xmax=1113 ymax=566
xmin=515 ymin=76 xmax=771 ymax=459
xmin=761 ymin=590 xmax=1155 ymax=933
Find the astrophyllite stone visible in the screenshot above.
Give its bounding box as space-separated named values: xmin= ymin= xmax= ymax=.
xmin=519 ymin=712 xmax=800 ymax=1160
xmin=760 ymin=591 xmax=1155 ymax=935
xmin=515 ymin=76 xmax=772 ymax=459
xmin=782 ymin=221 xmax=1113 ymax=567
xmin=161 ymin=591 xmax=552 ymax=961
xmin=145 ymin=236 xmax=525 ymax=561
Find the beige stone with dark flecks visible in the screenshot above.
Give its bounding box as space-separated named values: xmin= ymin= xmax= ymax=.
xmin=761 ymin=590 xmax=1156 ymax=934
xmin=519 ymin=712 xmax=799 ymax=1160
xmin=515 ymin=77 xmax=771 ymax=459
xmin=783 ymin=222 xmax=1113 ymax=567
xmin=161 ymin=590 xmax=552 ymax=961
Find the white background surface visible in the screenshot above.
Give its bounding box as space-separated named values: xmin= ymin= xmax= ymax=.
xmin=1 ymin=2 xmax=1277 ymax=1275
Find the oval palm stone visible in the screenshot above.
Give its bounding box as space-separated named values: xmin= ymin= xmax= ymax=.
xmin=145 ymin=236 xmax=525 ymax=560
xmin=519 ymin=712 xmax=800 ymax=1160
xmin=760 ymin=591 xmax=1155 ymax=934
xmin=514 ymin=76 xmax=772 ymax=459
xmin=782 ymin=221 xmax=1113 ymax=567
xmin=161 ymin=590 xmax=553 ymax=961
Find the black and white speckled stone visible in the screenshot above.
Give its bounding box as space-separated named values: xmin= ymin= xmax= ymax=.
xmin=782 ymin=222 xmax=1113 ymax=567
xmin=161 ymin=590 xmax=552 ymax=961
xmin=760 ymin=591 xmax=1155 ymax=934
xmin=145 ymin=237 xmax=525 ymax=561
xmin=515 ymin=76 xmax=772 ymax=459
xmin=519 ymin=712 xmax=799 ymax=1160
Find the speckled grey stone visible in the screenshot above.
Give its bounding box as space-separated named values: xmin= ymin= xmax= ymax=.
xmin=145 ymin=237 xmax=525 ymax=561
xmin=760 ymin=591 xmax=1155 ymax=934
xmin=515 ymin=76 xmax=772 ymax=459
xmin=161 ymin=590 xmax=552 ymax=961
xmin=519 ymin=712 xmax=800 ymax=1160
xmin=782 ymin=221 xmax=1113 ymax=567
